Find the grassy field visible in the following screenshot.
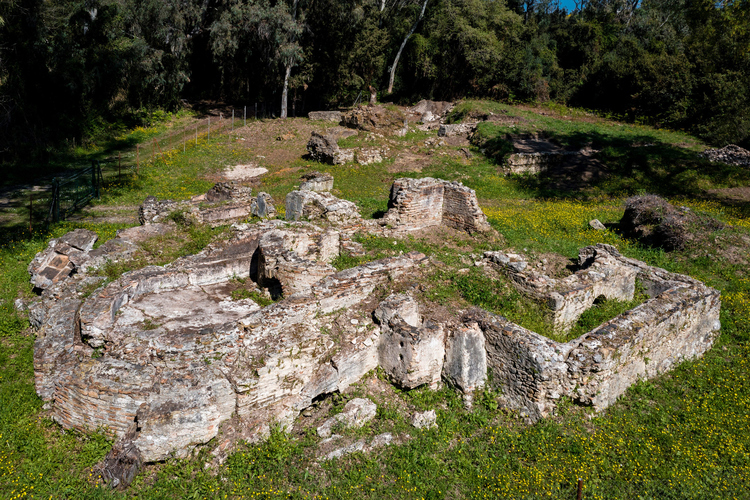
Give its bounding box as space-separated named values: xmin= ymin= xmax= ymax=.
xmin=1 ymin=101 xmax=750 ymax=499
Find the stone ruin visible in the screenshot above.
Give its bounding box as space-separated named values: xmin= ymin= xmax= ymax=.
xmin=306 ymin=127 xmax=390 ymax=166
xmin=139 ymin=181 xmax=277 ymax=225
xmin=26 ymin=176 xmax=720 ymax=488
xmin=478 ymin=244 xmax=720 ymax=419
xmin=699 ymin=144 xmax=750 ymax=167
xmin=380 ymin=177 xmax=493 ymax=234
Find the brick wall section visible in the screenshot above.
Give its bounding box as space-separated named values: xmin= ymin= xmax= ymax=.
xmin=384 ymin=177 xmax=491 ymax=234
xmin=441 ymin=182 xmax=492 ymax=233
xmin=385 ymin=178 xmax=445 ymax=230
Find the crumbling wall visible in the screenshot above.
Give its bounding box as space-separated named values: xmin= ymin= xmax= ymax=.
xmin=382 ymin=177 xmax=491 ymax=234
xmin=473 ymin=244 xmax=721 ymax=419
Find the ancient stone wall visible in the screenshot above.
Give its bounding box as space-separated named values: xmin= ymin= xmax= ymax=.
xmin=382 ymin=177 xmax=490 ymax=234
xmin=28 ymin=178 xmax=721 ymax=488
xmin=474 ymin=244 xmax=721 ymax=419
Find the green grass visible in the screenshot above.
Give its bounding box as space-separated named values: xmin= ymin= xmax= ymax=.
xmin=1 ymin=101 xmax=750 ymax=498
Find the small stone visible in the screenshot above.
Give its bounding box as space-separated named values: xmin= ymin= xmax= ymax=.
xmin=350 ymin=319 xmax=359 ymax=325
xmin=370 ymin=433 xmax=394 ymax=448
xmin=411 ymin=410 xmax=438 ymax=430
xmin=317 ymin=398 xmax=377 ymax=438
xmin=589 ymin=219 xmax=606 ymax=231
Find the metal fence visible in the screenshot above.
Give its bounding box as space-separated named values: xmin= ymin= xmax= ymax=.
xmin=48 ymin=161 xmax=103 ymax=222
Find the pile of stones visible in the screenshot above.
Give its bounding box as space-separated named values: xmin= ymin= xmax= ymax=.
xmin=699 ymin=144 xmax=750 ymax=167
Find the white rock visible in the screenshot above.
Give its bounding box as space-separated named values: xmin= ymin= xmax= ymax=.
xmin=411 ymin=410 xmax=438 ymax=429
xmin=317 ymin=398 xmax=377 ymax=438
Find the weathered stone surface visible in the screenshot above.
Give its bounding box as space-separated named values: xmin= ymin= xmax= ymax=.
xmin=474 ymin=243 xmax=721 ymax=421
xmin=505 ymin=151 xmax=576 ymax=175
xmin=620 ymin=195 xmax=725 ymax=251
xmin=438 ymin=123 xmax=477 ymax=137
xmin=443 ymin=322 xmax=487 ymax=393
xmin=140 ymin=182 xmax=255 ymax=228
xmin=323 ymin=440 xmax=366 ymax=460
xmin=285 ymin=190 xmax=362 ymax=226
xmin=32 ymin=215 xmax=429 ymax=464
xmin=306 ymin=129 xmax=357 ymax=165
xmin=342 ymin=104 xmax=406 ymax=135
xmin=300 ymin=171 xmax=334 ymax=192
xmin=589 ymin=219 xmax=606 ymax=231
xmin=98 ymin=421 xmax=142 ymax=490
xmin=699 ymin=144 xmax=750 ymax=167
xmin=486 ymin=247 xmax=637 ymax=333
xmin=411 ymin=410 xmax=438 ymax=429
xmin=317 ymin=398 xmax=377 ymax=438
xmin=382 ymin=177 xmax=492 ymax=234
xmin=375 ymin=294 xmax=445 ymax=389
xmin=115 ymin=223 xmax=171 ymax=243
xmin=28 ymin=229 xmax=98 ymax=290
xmin=250 ymin=192 xmax=276 ymax=219
xmin=408 ymin=100 xmax=454 ymax=124
xmin=357 ymin=147 xmax=389 ymax=165
xmin=308 ymin=111 xmax=343 ymax=122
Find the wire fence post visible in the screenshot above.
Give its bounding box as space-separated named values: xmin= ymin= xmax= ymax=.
xmin=255 ymin=103 xmax=257 ymax=120
xmin=232 ymin=109 xmax=235 ymax=133
xmin=118 ymin=152 xmax=121 ymax=180
xmin=576 ymin=478 xmax=583 ymax=500
xmin=29 ymin=193 xmax=33 ymax=234
xmin=244 ymin=106 xmax=246 ymax=127
xmin=208 ymin=117 xmax=210 ymax=142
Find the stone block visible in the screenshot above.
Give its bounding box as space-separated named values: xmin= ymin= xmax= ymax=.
xmin=376 ymin=294 xmax=445 ymax=389
xmin=443 ymin=322 xmax=487 ymax=393
xmin=438 ymin=123 xmax=477 ymax=137
xmin=317 ymin=398 xmax=377 ymax=438
xmin=300 ymin=172 xmax=334 ymax=192
xmin=308 ymin=111 xmax=342 ymax=122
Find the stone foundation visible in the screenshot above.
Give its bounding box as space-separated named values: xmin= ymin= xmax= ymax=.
xmin=28 ymin=179 xmax=720 ymax=487
xmin=505 ymin=151 xmax=577 ymax=175
xmin=473 ymin=244 xmax=720 ymax=420
xmin=382 ymin=177 xmax=492 ymax=234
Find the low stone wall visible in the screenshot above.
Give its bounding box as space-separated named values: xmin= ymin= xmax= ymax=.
xmin=473 ymin=244 xmax=721 ymax=420
xmin=486 ymin=246 xmax=637 ymax=333
xmin=505 ymin=151 xmax=576 ymax=175
xmin=383 ymin=177 xmax=491 ymax=234
xmin=308 ymin=111 xmax=342 ymax=122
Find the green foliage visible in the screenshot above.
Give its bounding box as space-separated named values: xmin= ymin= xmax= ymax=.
xmin=230 ymin=288 xmax=274 ymax=307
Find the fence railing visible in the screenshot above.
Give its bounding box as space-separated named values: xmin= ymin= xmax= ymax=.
xmin=48 ymin=162 xmax=103 ymax=222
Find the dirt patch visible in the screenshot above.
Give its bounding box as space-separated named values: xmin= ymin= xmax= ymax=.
xmin=232 ymin=118 xmax=339 ymax=168
xmin=706 ymin=187 xmax=750 ymax=204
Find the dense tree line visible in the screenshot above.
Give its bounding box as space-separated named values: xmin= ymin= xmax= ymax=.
xmin=1 ymin=0 xmax=748 ymax=160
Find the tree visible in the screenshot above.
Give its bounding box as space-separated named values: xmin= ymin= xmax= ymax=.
xmin=387 ymin=0 xmax=429 ymax=94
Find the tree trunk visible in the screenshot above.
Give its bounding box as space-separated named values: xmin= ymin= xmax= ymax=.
xmin=280 ymin=0 xmax=300 ymax=119
xmin=387 ymin=0 xmax=429 ymax=94
xmin=281 ymin=62 xmax=292 ymax=119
